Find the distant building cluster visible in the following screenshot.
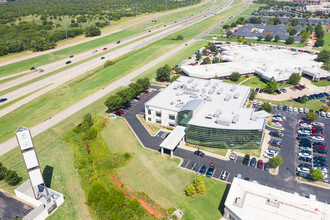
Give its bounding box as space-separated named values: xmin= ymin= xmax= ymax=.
xmin=181 ymin=44 xmax=329 ymax=82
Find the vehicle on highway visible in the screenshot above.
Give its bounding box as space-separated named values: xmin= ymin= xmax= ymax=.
xmin=38 ymin=69 xmax=45 ymax=73
xmin=103 ymin=48 xmax=107 ymax=50
xmin=194 ymin=150 xmax=205 ymax=157
xmin=199 ymin=165 xmax=206 ymax=175
xmin=250 ymin=158 xmax=257 ymax=167
xmin=116 ymin=40 xmax=121 ymax=44
xmin=229 ymin=151 xmax=237 ymax=160
xmin=30 ymin=66 xmax=36 ymax=70
xmin=220 ymin=171 xmax=228 ymax=180
xmin=0 ymin=98 xmax=8 ymax=103
xmin=206 ymin=165 xmax=215 ymax=177
xmin=269 ymin=131 xmax=283 ymax=137
xmin=101 ymin=57 xmax=105 ymax=59
xmin=242 ymin=154 xmax=250 ymax=165
xmin=264 ymin=162 xmax=270 ymax=171
xmin=69 ymin=55 xmax=74 ymax=58
xmin=257 ymin=160 xmax=263 ymax=169
xmin=65 ymin=61 xmax=72 ymax=64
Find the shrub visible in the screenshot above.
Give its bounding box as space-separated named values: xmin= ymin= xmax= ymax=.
xmin=104 ymin=60 xmax=116 ymax=68
xmin=309 ymin=169 xmax=323 ymax=180
xmin=230 ymin=72 xmax=241 ymax=82
xmin=193 ymin=177 xmax=206 ymax=194
xmin=156 ymin=64 xmax=171 ymax=82
xmin=0 ymin=163 xmax=7 ymax=180
xmin=269 ymin=156 xmax=283 ymax=167
xmin=259 ymin=103 xmax=273 ymax=113
xmin=185 ymin=184 xmax=196 ymax=197
xmin=5 ymin=170 xmax=21 ymax=186
xmin=306 ymin=112 xmax=319 ymax=120
xmin=86 ymin=127 xmax=97 ymax=140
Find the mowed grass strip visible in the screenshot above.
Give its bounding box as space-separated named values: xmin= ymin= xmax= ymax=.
xmin=101 ymin=118 xmax=226 ymax=220
xmin=0 ymin=1 xmax=212 ymax=78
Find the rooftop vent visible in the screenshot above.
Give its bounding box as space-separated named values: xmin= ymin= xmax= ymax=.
xmin=234 ymin=197 xmax=242 ymax=207
xmin=193 ymin=88 xmax=200 ymax=92
xmin=233 ymin=93 xmax=240 ymax=99
xmin=170 ymin=101 xmax=175 ymax=105
xmin=224 ymin=94 xmax=231 ymax=101
xmin=201 ymin=88 xmax=206 ymax=93
xmin=232 ymin=114 xmax=239 ymax=124
xmin=230 ymin=85 xmax=237 ymax=92
xmin=192 ymin=82 xmax=198 ymax=88
xmin=205 ymin=114 xmax=213 ymax=119
xmin=208 ymin=88 xmax=215 ymax=95
xmin=217 ymin=88 xmax=224 ymax=95
xmin=180 ymin=84 xmax=187 ymax=89
xmin=187 ymin=78 xmax=193 ymax=84
xmin=204 ymin=96 xmax=212 ymax=101
xmin=215 ymin=118 xmax=231 ymax=126
xmin=173 ymin=84 xmax=180 ymax=90
xmin=266 ymin=198 xmax=280 ymax=208
xmin=212 ymin=82 xmax=218 ymax=88
xmin=176 ymin=93 xmax=181 ymax=96
xmin=213 ymin=109 xmax=222 ymax=118
xmin=204 ymin=81 xmax=211 ymax=87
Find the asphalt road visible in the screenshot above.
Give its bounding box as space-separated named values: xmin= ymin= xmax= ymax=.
xmin=0 ymin=0 xmax=233 ymax=116
xmin=121 ymin=90 xmax=330 ymax=203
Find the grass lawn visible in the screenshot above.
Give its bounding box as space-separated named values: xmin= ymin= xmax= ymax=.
xmin=137 ymin=114 xmax=162 ymax=135
xmin=322 ymin=33 xmax=330 ymax=51
xmin=311 ymin=79 xmax=330 ymax=87
xmin=101 ymin=118 xmax=227 ymax=219
xmin=242 ymin=76 xmax=295 ymax=90
xmin=186 ymin=143 xmax=228 ymax=156
xmin=0 ymin=1 xmax=212 ymax=78
xmin=221 ymin=75 xmax=251 ymax=84
xmin=235 ymin=149 xmax=261 ymax=157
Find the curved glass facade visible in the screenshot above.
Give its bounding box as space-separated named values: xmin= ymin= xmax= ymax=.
xmin=186 ymin=124 xmax=263 ymax=149
xmin=178 ymin=110 xmax=193 ymax=127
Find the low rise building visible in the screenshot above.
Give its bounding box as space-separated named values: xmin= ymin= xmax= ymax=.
xmin=224 ymin=177 xmax=330 ymax=220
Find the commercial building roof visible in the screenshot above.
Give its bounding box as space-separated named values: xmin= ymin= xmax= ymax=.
xmin=225 ymin=178 xmax=330 ymax=220
xmin=160 ymin=125 xmax=186 ymax=150
xmin=180 ymin=44 xmax=329 ymax=81
xmin=146 ymin=76 xmax=267 ymax=130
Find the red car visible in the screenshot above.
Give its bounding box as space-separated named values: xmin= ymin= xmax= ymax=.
xmin=143 ymin=90 xmax=149 ymax=94
xmin=299 ymin=85 xmax=306 ymax=89
xmin=115 ymin=110 xmax=124 ymax=115
xmin=69 ymin=55 xmax=74 ymax=58
xmin=300 ymin=120 xmax=311 ymax=124
xmin=257 ymin=160 xmax=263 ymax=169
xmin=313 ymin=145 xmax=326 ymax=149
xmin=312 ymin=126 xmax=323 ymax=131
xmin=312 ymin=133 xmax=323 ymax=137
xmin=272 ymin=120 xmax=282 ymax=124
xmin=103 ymin=47 xmax=107 ymax=50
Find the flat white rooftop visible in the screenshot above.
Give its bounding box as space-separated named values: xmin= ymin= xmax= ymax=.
xmin=225 ymin=178 xmax=330 ymax=220
xmin=160 ymin=125 xmax=186 ymax=150
xmin=181 ymin=45 xmax=329 ymax=81
xmin=146 ymin=76 xmax=266 ymax=130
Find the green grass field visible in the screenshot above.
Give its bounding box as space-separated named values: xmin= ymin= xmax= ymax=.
xmin=311 ymin=79 xmax=330 ymax=87
xmin=137 ymin=114 xmax=162 ymax=135
xmin=101 ymin=118 xmax=227 ymax=219
xmin=242 ymin=76 xmax=295 ymax=90
xmin=0 ymin=1 xmax=212 ymax=78
xmin=322 ymin=32 xmax=329 ymax=51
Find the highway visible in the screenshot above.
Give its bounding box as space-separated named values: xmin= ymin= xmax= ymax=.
xmin=0 ymin=0 xmax=233 ymax=117
xmin=0 ymin=0 xmax=241 ymax=154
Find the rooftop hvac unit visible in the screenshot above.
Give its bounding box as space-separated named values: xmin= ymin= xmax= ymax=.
xmin=224 ymin=94 xmax=231 ymax=101
xmin=232 ymin=114 xmax=239 ymax=124
xmin=181 ymin=84 xmax=187 ymax=89
xmin=201 ymin=88 xmax=206 ymax=93
xmin=170 ymin=101 xmax=175 ymax=105
xmin=212 ymin=82 xmax=218 ymax=88
xmin=230 ymin=85 xmax=237 ymax=91
xmin=186 ymin=88 xmax=191 ymax=91
xmin=208 ymin=88 xmax=215 ymax=95
xmin=204 ymin=96 xmax=212 ymax=101
xmin=176 ymin=93 xmax=181 ymax=96
xmin=187 ymin=78 xmax=194 ymax=84
xmin=233 ymin=93 xmax=240 ymax=99
xmin=204 ymin=81 xmax=211 ymax=87
xmin=217 ymin=88 xmax=224 ymax=95
xmin=205 ymin=114 xmax=213 ymax=119
xmin=213 ymin=109 xmax=222 ymax=118
xmin=173 ymin=84 xmax=180 ymax=90
xmin=215 ymin=118 xmax=231 ymax=126
xmin=192 ymin=82 xmax=198 ymax=88
xmin=175 ymin=104 xmax=182 ymax=108
xmin=193 ymin=88 xmax=200 ymax=92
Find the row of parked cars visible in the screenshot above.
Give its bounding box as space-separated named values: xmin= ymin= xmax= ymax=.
xmin=272 ymin=114 xmax=284 ymax=127
xmin=242 ymin=154 xmax=270 ymax=171
xmin=296 ymin=119 xmax=328 ymax=180
xmin=294 ymin=92 xmax=330 ymax=103
xmin=277 ymin=104 xmax=330 ymax=118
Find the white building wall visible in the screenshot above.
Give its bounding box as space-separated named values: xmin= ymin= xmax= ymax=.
xmin=145 ymin=105 xmax=178 ymax=127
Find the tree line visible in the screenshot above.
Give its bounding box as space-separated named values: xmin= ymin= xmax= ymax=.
xmin=0 ymin=162 xmax=21 ymax=186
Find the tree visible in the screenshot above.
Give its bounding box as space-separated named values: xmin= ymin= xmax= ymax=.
xmin=230 ymin=72 xmax=241 ymax=82
xmin=289 ymin=28 xmax=297 ymax=36
xmin=156 ymin=64 xmax=171 ymax=82
xmin=321 ymin=104 xmax=330 ymax=112
xmin=104 ymin=60 xmax=115 ymax=68
xmin=249 ymin=89 xmax=257 ymax=100
xmin=193 ymin=177 xmax=206 ymax=194
xmin=212 ymin=57 xmax=221 ymax=63
xmin=203 ymin=57 xmax=211 ymax=64
xmin=288 ymin=73 xmax=301 ymax=85
xmin=82 ymin=113 xmax=93 ymax=131
xmin=129 ymin=83 xmax=143 ymax=96
xmin=226 ymin=30 xmax=232 ymax=37
xmin=5 ymin=170 xmax=21 ymax=186
xmin=265 ymin=77 xmax=278 ymax=93
xmin=209 ymin=45 xmax=217 ymax=53
xmin=306 ymin=112 xmax=319 ymax=120
xmin=185 ymin=184 xmax=196 ymax=197
xmin=202 ymin=48 xmax=208 ymax=55
xmin=196 ymin=53 xmax=202 ymax=60
xmin=315 ymin=39 xmax=324 ymax=47
xmin=265 ymin=34 xmax=273 ymax=41
xmin=223 ymin=25 xmax=230 ymax=30
xmin=285 ymin=37 xmax=294 ymax=44
xmin=316 ymin=50 xmax=329 ymax=62
xmin=104 ymin=94 xmax=124 ymax=111
xmin=259 ymin=103 xmax=273 ymax=113
xmin=238 ymin=37 xmax=244 ymax=43
xmin=117 ymin=87 xmax=136 ymax=103
xmin=85 ymin=127 xmax=97 ymax=140
xmin=136 ymin=77 xmax=150 ymax=91
xmin=84 ymin=26 xmax=101 ymax=37
xmin=0 ymin=163 xmax=7 ymax=180
xmin=269 ymin=156 xmax=283 ymax=167
xmin=291 ymin=19 xmax=298 ymax=26
xmin=309 ymin=169 xmax=323 ymax=180
xmin=274 ymin=35 xmax=280 ymax=42
xmin=171 ymin=74 xmax=181 ymax=82
xmin=174 ymin=67 xmax=181 ymax=73
xmin=301 ymin=95 xmax=308 ymax=104
xmin=300 ymin=30 xmax=311 ymax=42
xmin=176 ymin=34 xmax=184 ymax=40
xmin=257 ymin=35 xmax=263 ymax=41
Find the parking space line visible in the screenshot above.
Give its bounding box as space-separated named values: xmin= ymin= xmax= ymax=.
xmin=212 ymin=169 xmax=216 ymax=178
xmin=225 ymin=173 xmax=231 ymax=182
xmin=234 ymin=156 xmax=238 ymax=163
xmin=185 ymin=160 xmax=191 ymax=168
xmin=191 ymin=163 xmax=196 ymax=171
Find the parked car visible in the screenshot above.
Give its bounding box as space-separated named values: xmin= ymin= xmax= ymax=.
xmin=277 ymin=104 xmax=283 ymax=110
xmin=304 ymin=108 xmax=309 ymax=114
xmin=299 ymin=108 xmax=303 ymax=113
xmin=313 ymin=126 xmax=323 ymax=131
xmin=298 ymin=156 xmax=312 ymax=162
xmin=115 ymin=110 xmax=124 ymax=115
xmin=296 ymin=171 xmax=310 ymax=178
xmin=257 ymin=160 xmax=263 ymax=169
xmin=264 ymin=162 xmax=270 ymax=171
xmin=298 ymin=164 xmax=313 ymax=169
xmin=299 ymin=139 xmax=312 ymax=146
xmin=194 ymin=150 xmax=205 ymax=157
xmin=300 ymin=120 xmax=311 ymax=124
xmin=206 ymin=165 xmax=215 ymax=177
xmin=229 ymin=152 xmax=237 ymax=160
xmin=269 ymin=131 xmax=283 ymax=137
xmin=269 ymin=140 xmax=281 ymax=147
xmin=220 ymin=171 xmax=228 ymax=180
xmin=298 ymin=152 xmax=311 ymax=157
xmin=297 ymin=134 xmax=311 ymax=140
xmin=288 ymin=106 xmax=293 ymax=112
xmin=299 ymin=146 xmax=312 ymax=150
xmin=313 ymin=148 xmax=328 ymax=155
xmin=283 ymin=105 xmax=288 ymax=111
xmin=250 ymin=158 xmax=257 ymax=167
xmin=312 ymin=136 xmax=325 ymax=141
xmin=199 ymin=165 xmax=206 ymax=175
xmin=314 ymin=142 xmax=326 ymax=147
xmin=293 ymin=107 xmax=298 ymax=113
xmin=242 ymin=154 xmax=250 ymax=165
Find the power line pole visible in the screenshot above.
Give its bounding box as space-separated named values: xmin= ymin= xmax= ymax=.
xmin=63 ymin=21 xmax=68 ymax=40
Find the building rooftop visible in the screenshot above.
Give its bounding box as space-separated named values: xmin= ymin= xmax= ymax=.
xmin=181 ymin=44 xmax=329 ymax=81
xmin=225 ymin=178 xmax=330 ymax=220
xmin=146 ymin=76 xmax=266 ymax=130
xmin=160 ymin=125 xmax=186 ymax=150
